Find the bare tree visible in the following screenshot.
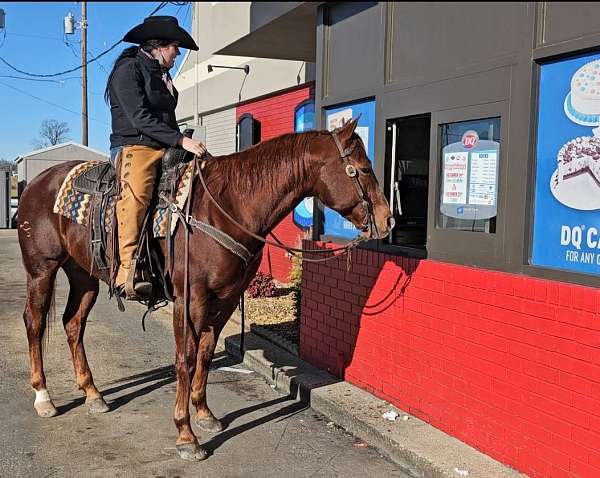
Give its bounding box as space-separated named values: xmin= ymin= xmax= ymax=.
xmin=32 ymin=119 xmax=71 ymax=149
xmin=0 ymin=158 xmax=16 ymax=173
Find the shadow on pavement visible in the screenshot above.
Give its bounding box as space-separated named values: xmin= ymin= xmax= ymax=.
xmin=203 ymin=394 xmax=308 ymax=455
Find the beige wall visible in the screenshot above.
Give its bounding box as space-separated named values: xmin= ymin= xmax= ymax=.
xmin=17 ymin=161 xmax=25 ymax=184
xmin=202 ymin=108 xmax=237 ymax=156
xmin=174 ymin=2 xmax=314 ymax=123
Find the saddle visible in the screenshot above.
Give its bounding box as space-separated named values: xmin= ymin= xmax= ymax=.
xmin=70 ymin=134 xmax=196 ymax=301
xmin=72 ymin=161 xmax=117 ymax=273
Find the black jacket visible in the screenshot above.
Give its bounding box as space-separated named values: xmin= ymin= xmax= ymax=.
xmin=108 ymin=50 xmax=182 ymax=149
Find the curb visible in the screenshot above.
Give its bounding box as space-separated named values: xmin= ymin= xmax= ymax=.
xmin=218 ymin=314 xmax=525 ymax=478
xmin=249 ymin=323 xmax=299 ymax=356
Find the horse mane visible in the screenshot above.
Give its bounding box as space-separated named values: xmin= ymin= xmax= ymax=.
xmin=203 ymin=130 xmax=328 ymax=198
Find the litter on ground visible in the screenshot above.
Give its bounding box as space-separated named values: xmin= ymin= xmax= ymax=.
xmin=216 ymin=366 xmax=254 ymax=374
xmin=382 ymin=410 xmax=399 ymax=421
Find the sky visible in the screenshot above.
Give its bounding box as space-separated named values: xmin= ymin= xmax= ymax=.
xmin=0 ymin=2 xmax=192 ymax=161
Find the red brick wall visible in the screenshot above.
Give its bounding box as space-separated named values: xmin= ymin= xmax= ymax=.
xmin=301 ymin=241 xmax=600 ymax=478
xmin=236 ymin=85 xmax=313 ymax=282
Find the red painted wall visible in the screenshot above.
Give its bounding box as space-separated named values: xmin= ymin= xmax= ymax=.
xmin=236 ymin=85 xmax=313 ymax=283
xmin=301 ymin=241 xmax=600 ymax=478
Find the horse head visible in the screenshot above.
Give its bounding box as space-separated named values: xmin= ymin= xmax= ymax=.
xmin=311 ymin=118 xmax=395 ymax=240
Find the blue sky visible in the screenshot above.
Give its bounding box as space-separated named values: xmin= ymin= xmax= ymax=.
xmin=0 ymin=2 xmax=191 ymax=161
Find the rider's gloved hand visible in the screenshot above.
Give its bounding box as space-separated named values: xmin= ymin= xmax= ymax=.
xmin=179 ymin=136 xmax=207 ymax=157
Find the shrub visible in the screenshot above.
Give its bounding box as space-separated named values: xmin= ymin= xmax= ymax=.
xmin=247 ymin=271 xmax=276 ymax=298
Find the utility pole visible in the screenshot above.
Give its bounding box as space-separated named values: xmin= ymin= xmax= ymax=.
xmin=81 ymin=1 xmax=88 ymax=146
xmin=65 ymin=3 xmax=88 ymax=146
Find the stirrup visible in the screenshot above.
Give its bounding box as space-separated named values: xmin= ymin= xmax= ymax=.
xmin=116 ymin=282 xmax=153 ymax=301
xmin=133 ymin=281 xmax=153 ymax=298
xmin=123 ymin=259 xmax=153 ymax=300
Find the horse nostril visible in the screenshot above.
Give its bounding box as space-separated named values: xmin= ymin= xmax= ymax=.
xmin=387 ymin=216 xmax=396 ymax=230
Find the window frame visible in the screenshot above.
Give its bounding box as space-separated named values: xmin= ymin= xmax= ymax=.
xmin=237 ymin=113 xmax=260 ymax=152
xmin=294 ymin=99 xmax=316 ymax=132
xmin=427 ymin=101 xmax=510 ymax=268
xmin=523 ymin=48 xmax=600 ymax=286
xmin=436 ymin=116 xmax=501 ymax=234
xmin=314 ymin=97 xmax=378 ymax=244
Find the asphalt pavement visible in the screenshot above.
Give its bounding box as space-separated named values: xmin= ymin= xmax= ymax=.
xmin=0 ymin=230 xmax=408 ymax=478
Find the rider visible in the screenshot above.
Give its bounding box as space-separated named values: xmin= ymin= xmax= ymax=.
xmin=105 ymin=15 xmax=206 ymax=299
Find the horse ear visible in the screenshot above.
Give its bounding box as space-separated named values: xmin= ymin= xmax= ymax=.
xmin=337 ymin=116 xmax=359 ymax=144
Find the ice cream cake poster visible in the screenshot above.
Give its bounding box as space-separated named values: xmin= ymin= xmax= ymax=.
xmin=532 ymin=51 xmax=600 ymax=275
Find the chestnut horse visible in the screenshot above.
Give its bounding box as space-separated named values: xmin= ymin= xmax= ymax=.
xmin=17 ymin=119 xmax=393 ymax=460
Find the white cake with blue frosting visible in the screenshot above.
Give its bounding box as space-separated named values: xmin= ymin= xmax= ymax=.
xmin=572 ymin=61 xmax=600 ymax=112
xmin=566 ymin=60 xmax=600 ymax=125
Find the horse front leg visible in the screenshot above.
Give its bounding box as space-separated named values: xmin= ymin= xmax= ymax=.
xmin=192 ymin=322 xmax=225 ymax=432
xmin=172 ymin=295 xmax=207 ymax=461
xmin=192 ymin=299 xmax=237 ymax=433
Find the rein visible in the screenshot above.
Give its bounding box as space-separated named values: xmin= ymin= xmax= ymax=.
xmin=162 ymin=130 xmax=377 ymax=266
xmin=194 ymin=158 xmax=365 ymax=263
xmin=193 ymin=129 xmax=377 ymax=263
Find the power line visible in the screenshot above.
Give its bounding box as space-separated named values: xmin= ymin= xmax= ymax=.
xmin=175 ymin=2 xmax=186 ymax=17
xmin=183 ymin=2 xmax=191 ymax=25
xmin=0 ymin=79 xmax=110 ymax=126
xmin=0 ymin=75 xmax=82 ymax=84
xmin=88 ymin=48 xmax=110 ymax=76
xmin=0 ymin=39 xmax=123 ymax=78
xmin=60 ymin=35 xmax=110 ymax=76
xmin=64 ymin=37 xmax=81 ymax=60
xmin=0 ymin=1 xmax=171 ymax=79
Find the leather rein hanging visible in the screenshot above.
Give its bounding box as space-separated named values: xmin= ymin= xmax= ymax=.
xmin=166 ymin=130 xmax=377 ymax=265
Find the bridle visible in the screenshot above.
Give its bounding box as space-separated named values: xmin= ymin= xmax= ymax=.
xmin=329 ymin=129 xmax=379 ymax=239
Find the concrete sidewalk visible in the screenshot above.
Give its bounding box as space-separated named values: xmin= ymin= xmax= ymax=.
xmin=219 ymin=311 xmax=525 ymax=478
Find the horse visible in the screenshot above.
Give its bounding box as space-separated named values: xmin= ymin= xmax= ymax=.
xmin=17 ymin=118 xmax=394 ymax=461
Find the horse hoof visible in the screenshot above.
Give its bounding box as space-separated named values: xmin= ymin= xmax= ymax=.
xmin=34 ymin=401 xmax=58 ymax=418
xmin=87 ymin=398 xmax=110 ymax=414
xmin=176 ymin=443 xmax=208 ymax=461
xmin=195 ymin=415 xmax=223 ymax=432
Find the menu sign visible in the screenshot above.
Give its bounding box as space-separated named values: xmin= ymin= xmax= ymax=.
xmin=469 ymin=151 xmax=498 ymax=206
xmin=442 ymin=152 xmax=468 ymax=204
xmin=440 ymin=131 xmax=500 ymax=220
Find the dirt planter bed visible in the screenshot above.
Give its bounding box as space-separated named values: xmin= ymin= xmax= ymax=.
xmin=241 ymin=284 xmax=299 ymax=355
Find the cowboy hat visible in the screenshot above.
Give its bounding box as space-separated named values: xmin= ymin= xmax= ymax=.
xmin=123 ymin=15 xmax=198 ymax=51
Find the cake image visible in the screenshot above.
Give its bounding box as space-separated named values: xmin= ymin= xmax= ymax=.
xmin=564 ymin=60 xmax=600 ymax=126
xmin=556 ymin=136 xmax=600 ymax=188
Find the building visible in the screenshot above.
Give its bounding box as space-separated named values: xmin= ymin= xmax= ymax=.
xmin=0 ymin=170 xmax=10 ymax=228
xmin=15 ymin=142 xmax=107 ymax=189
xmin=214 ymin=3 xmax=600 ymax=478
xmin=174 ymin=2 xmax=316 ymax=282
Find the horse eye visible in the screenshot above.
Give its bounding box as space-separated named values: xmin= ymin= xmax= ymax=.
xmin=360 ymin=167 xmax=372 ymax=175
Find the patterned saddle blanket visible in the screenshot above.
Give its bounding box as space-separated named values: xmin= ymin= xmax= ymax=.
xmin=52 ymin=160 xmax=195 ymax=238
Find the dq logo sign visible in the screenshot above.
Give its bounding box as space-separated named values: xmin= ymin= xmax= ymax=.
xmin=462 ymin=130 xmax=479 ymax=149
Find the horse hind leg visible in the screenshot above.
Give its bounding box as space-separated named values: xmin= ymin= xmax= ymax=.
xmin=61 ymin=259 xmax=108 ymax=413
xmin=23 ymin=259 xmax=60 ymax=418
